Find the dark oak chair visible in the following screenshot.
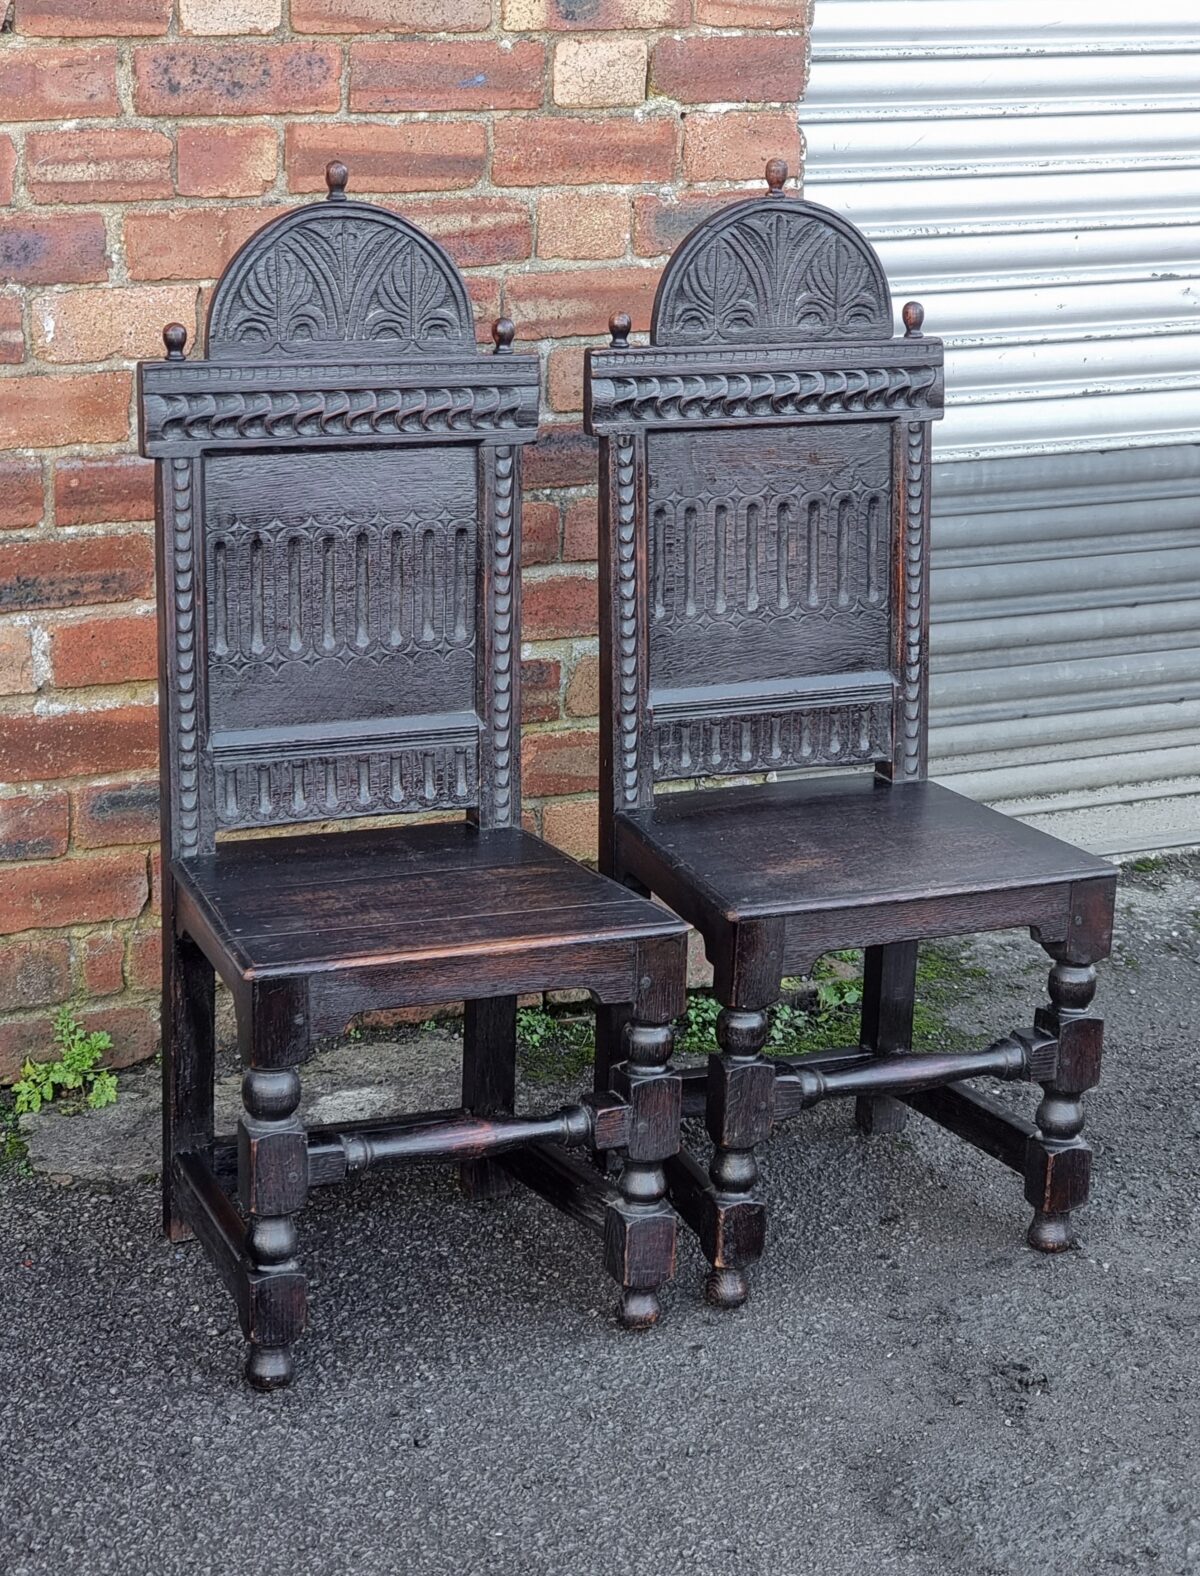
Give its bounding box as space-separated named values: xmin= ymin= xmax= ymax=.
xmin=585 ymin=161 xmax=1117 ymax=1310
xmin=139 ymin=164 xmax=688 ymax=1389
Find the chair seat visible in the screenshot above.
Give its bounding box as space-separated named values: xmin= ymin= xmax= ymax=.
xmin=617 ymin=775 xmax=1115 ymax=990
xmin=175 ymin=821 xmax=685 ymax=999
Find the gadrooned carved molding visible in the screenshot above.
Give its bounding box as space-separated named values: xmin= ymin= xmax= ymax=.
xmin=207 ymin=204 xmax=474 ymax=359
xmin=901 ymin=421 xmax=928 ymax=780
xmin=489 ymin=445 xmax=517 ymax=826
xmin=170 ymin=457 xmax=202 ymax=859
xmin=614 ymin=435 xmax=642 ymax=810
xmin=652 ymin=197 xmax=893 ymax=347
xmin=214 ymin=744 xmax=479 ymax=830
xmin=652 ymin=702 xmax=893 ymax=780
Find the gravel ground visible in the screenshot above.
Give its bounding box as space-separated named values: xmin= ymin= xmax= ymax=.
xmin=2 ymin=859 xmax=1198 ymax=1576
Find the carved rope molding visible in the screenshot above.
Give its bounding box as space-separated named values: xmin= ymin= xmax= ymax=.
xmin=171 ymin=457 xmax=202 ymax=858
xmin=587 ymin=364 xmax=941 ymax=431
xmin=490 ymin=445 xmax=516 ymax=826
xmin=614 ymin=436 xmax=642 ymax=809
xmin=902 ymin=422 xmax=928 ymax=780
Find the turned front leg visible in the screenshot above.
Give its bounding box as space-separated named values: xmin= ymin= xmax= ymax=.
xmin=237 ymin=979 xmax=309 ymax=1390
xmin=1025 ymin=958 xmax=1103 ymax=1253
xmin=605 ymin=1019 xmax=682 ymax=1329
xmin=704 ymin=1007 xmax=774 ymax=1310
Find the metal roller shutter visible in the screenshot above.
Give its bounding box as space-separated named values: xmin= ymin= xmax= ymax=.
xmin=804 ymin=0 xmax=1200 ymax=853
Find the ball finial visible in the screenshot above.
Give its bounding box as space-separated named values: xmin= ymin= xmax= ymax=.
xmin=492 ymin=317 xmax=515 ymax=356
xmin=609 ymin=312 xmax=631 ymax=350
xmin=765 ymin=158 xmax=788 ymax=194
xmin=325 ymin=161 xmax=349 ymax=201
xmin=903 ymin=301 xmax=925 ymax=338
xmin=162 ymin=323 xmax=187 ymax=360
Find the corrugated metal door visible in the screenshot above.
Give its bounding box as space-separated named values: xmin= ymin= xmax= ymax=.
xmin=804 ymin=1 xmax=1200 ymax=854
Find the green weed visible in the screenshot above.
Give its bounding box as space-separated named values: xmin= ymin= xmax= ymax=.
xmin=11 ymin=1006 xmax=118 ymax=1116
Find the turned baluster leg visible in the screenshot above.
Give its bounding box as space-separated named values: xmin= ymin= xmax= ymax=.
xmin=1025 ymin=957 xmax=1103 ymax=1253
xmin=704 ymin=1007 xmax=774 ymax=1310
xmin=460 ymin=995 xmax=517 ymax=1201
xmin=162 ymin=922 xmax=215 ymax=1242
xmin=605 ymin=1016 xmax=682 ymax=1329
xmin=855 ymin=940 xmax=918 ymax=1137
xmin=237 ymin=980 xmax=309 ymax=1390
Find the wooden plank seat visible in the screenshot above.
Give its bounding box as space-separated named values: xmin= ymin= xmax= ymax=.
xmin=139 ymin=164 xmax=688 ymax=1390
xmin=585 ymin=161 xmax=1117 ymax=1312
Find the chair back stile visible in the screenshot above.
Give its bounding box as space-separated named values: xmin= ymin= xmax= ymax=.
xmin=139 ymin=163 xmax=539 ymax=860
xmin=585 ymin=161 xmax=945 ymax=856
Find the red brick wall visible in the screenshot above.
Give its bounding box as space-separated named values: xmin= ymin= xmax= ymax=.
xmin=0 ymin=0 xmax=810 ymax=1077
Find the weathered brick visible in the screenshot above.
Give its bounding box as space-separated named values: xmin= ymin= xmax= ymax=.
xmin=521 ymin=657 xmax=561 ymax=723
xmin=179 ymin=0 xmax=283 ymax=34
xmin=0 ymin=46 xmax=119 ymax=120
xmin=565 ymin=652 xmax=600 ymax=717
xmin=133 ymin=43 xmax=341 ymax=117
xmin=0 ymin=707 xmax=158 ymax=785
xmin=0 ymin=938 xmax=72 ymax=1013
xmin=539 ymin=190 xmax=628 ymax=261
xmin=0 ymin=372 xmax=131 ymax=450
xmin=73 ymin=780 xmax=161 ymax=850
xmin=0 ymin=136 xmax=15 ymax=207
xmin=652 ymin=35 xmax=807 ymax=105
xmin=493 ymin=116 xmax=676 ymax=187
xmin=683 ymin=112 xmax=803 ymax=182
xmin=633 ymin=190 xmax=741 ymax=256
xmin=33 ymin=286 xmax=196 ymax=365
xmin=79 ymin=929 xmax=125 ymax=997
xmin=0 ymin=999 xmax=158 ymax=1085
xmin=125 ymin=204 xmax=289 ymax=282
xmin=126 ymin=927 xmax=162 ymax=992
xmin=0 ymin=292 xmax=23 ymax=365
xmin=26 ymin=129 xmax=174 ymax=204
xmin=547 ymin=346 xmax=583 ymax=414
xmin=53 ymin=457 xmax=155 ymax=528
xmin=696 ymin=0 xmax=810 ymax=21
xmin=0 ymin=850 xmax=148 ymax=938
xmin=0 ymin=214 xmax=109 ymax=287
xmin=287 ymin=123 xmax=488 ymax=194
xmin=504 ymin=0 xmax=687 ymax=27
xmin=0 ymin=625 xmax=35 ymax=697
xmin=506 ymin=265 xmax=658 ymax=340
xmin=0 ymin=461 xmax=44 ymax=531
xmin=521 ymin=501 xmax=560 ymax=567
xmin=0 ymin=792 xmax=70 ymax=862
xmin=351 ymin=41 xmax=545 ymax=112
xmin=49 ymin=614 xmax=158 ymax=690
xmin=18 ymin=0 xmax=171 ymax=34
xmin=293 ymin=0 xmax=491 ymax=30
xmin=176 ymin=124 xmax=278 ymax=197
xmin=522 ymin=569 xmax=598 ymax=640
xmin=563 ymin=495 xmax=598 ymax=560
xmin=522 ymin=728 xmax=599 ymax=798
xmin=554 ymin=38 xmax=646 ymax=109
xmin=541 ymin=796 xmax=598 ymax=862
xmin=524 ymin=426 xmax=595 ymax=489
xmin=381 ymin=198 xmax=531 ymax=268
xmin=0 ymin=535 xmax=155 ymax=615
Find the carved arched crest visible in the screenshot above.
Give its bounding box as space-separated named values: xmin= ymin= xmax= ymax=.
xmin=207 ymin=197 xmax=475 ymax=361
xmin=651 ymin=192 xmax=892 ymax=348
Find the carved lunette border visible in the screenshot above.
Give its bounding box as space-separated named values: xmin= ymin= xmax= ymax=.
xmin=586 ymin=340 xmax=943 ymax=433
xmin=139 ymin=356 xmax=539 ymax=455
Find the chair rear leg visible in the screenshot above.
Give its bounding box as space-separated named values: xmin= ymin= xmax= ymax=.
xmin=162 ymin=922 xmax=215 ymax=1242
xmin=704 ymin=1007 xmax=773 ymax=1309
xmin=460 ymin=995 xmax=517 ymax=1201
xmin=855 ymin=940 xmax=918 ymax=1137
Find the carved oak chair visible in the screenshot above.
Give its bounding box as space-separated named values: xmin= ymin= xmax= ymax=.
xmin=138 ymin=164 xmax=687 ymax=1389
xmin=585 ymin=161 xmax=1117 ymax=1310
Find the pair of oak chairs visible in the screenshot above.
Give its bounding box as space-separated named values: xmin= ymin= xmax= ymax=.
xmin=139 ymin=160 xmax=1115 ymax=1389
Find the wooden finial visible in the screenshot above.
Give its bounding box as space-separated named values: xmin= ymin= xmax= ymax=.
xmin=162 ymin=323 xmax=187 ymax=360
xmin=609 ymin=312 xmax=631 ymax=350
xmin=765 ymin=158 xmax=788 ymax=194
xmin=325 ymin=161 xmax=349 ymax=201
xmin=492 ymin=317 xmax=515 ymax=356
xmin=903 ymin=301 xmax=925 ymax=338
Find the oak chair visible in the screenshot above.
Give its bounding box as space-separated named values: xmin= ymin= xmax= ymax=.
xmin=139 ymin=164 xmax=688 ymax=1389
xmin=585 ymin=161 xmax=1117 ymax=1310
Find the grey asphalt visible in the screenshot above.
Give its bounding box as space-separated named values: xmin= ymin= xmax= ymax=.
xmin=2 ymin=859 xmax=1198 ymax=1576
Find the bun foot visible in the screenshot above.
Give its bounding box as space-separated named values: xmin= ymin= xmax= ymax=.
xmin=245 ymin=1343 xmax=295 ymax=1391
xmin=1027 ymin=1210 xmax=1074 ymax=1253
xmin=619 ymin=1289 xmax=661 ymax=1330
xmin=705 ymin=1266 xmax=749 ymax=1309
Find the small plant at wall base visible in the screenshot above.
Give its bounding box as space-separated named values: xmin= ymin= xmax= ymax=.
xmin=12 ymin=1007 xmax=119 ymax=1116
